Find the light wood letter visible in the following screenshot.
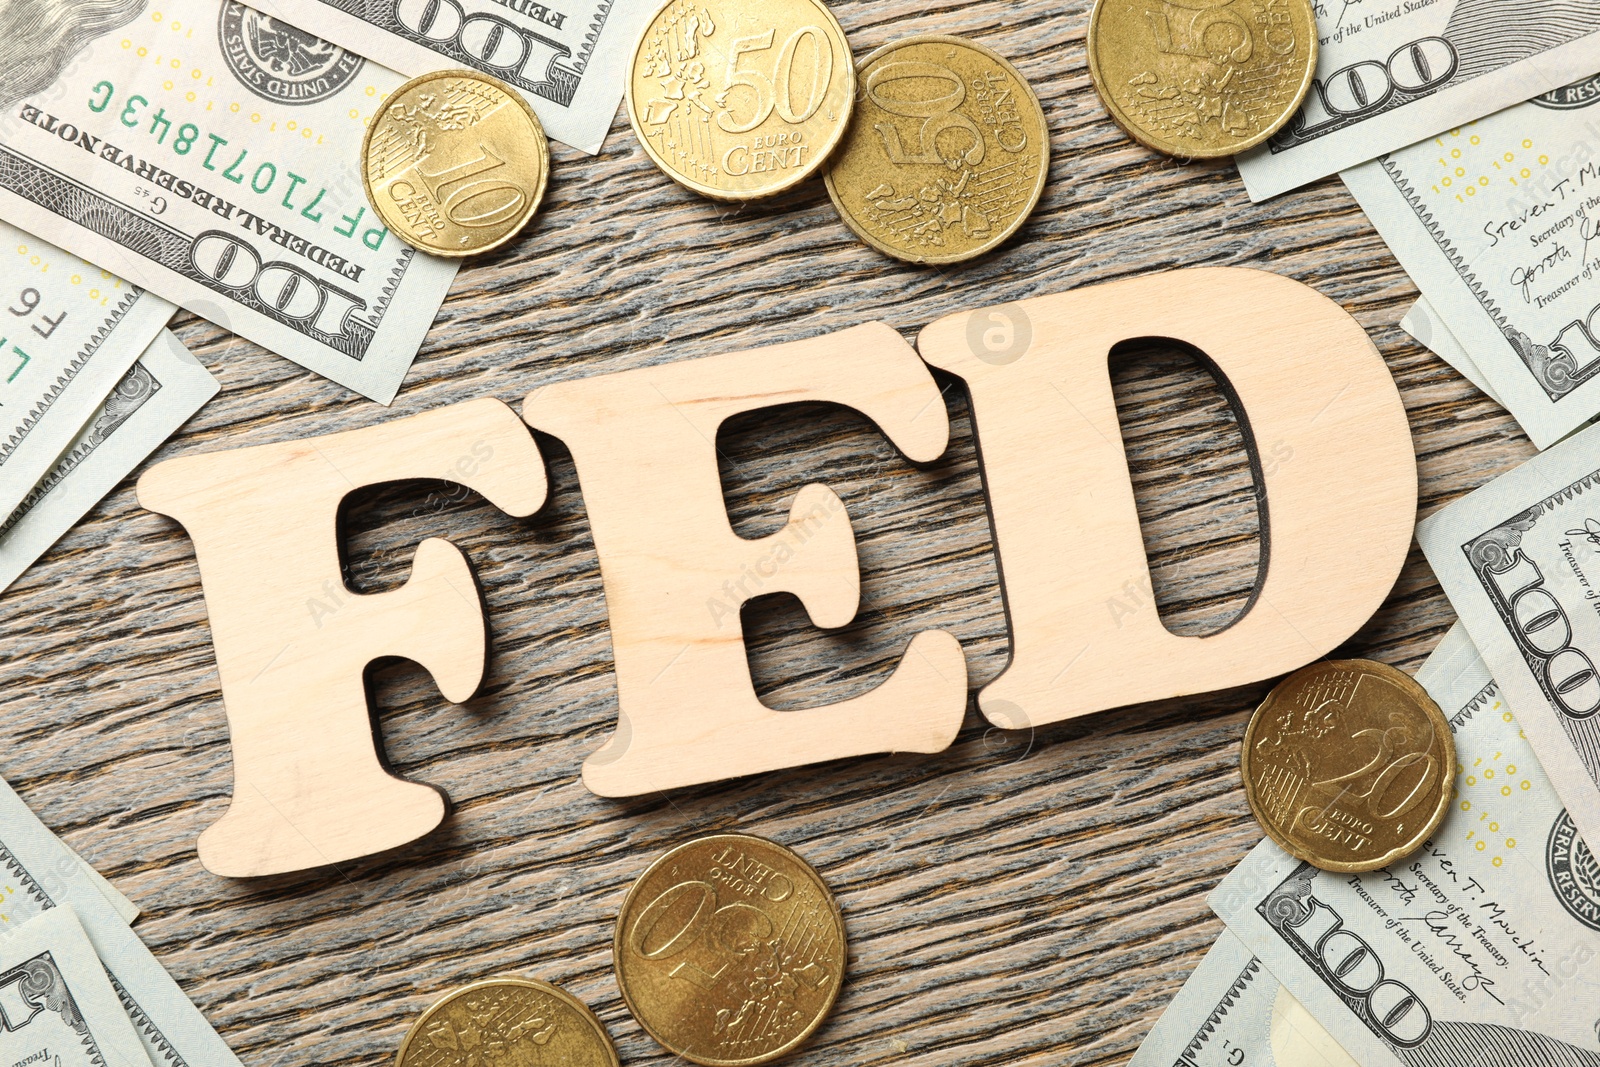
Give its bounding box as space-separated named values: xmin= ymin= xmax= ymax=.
xmin=138 ymin=398 xmax=548 ymax=877
xmin=523 ymin=323 xmax=968 ymax=796
xmin=917 ymin=267 xmax=1416 ymax=727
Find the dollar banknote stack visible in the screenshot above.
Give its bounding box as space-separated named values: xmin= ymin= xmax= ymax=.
xmin=0 ymin=0 xmax=649 ymax=586
xmin=0 ymin=774 xmax=246 ymax=1067
xmin=1232 ymin=1 xmax=1600 ymax=446
xmin=1133 ymin=622 xmax=1600 ymax=1066
xmin=0 ymin=0 xmax=656 ymax=405
xmin=0 ymin=225 xmax=218 ymax=595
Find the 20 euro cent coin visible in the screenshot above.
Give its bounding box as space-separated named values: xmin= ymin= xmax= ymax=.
xmin=1242 ymin=659 xmax=1455 ymax=874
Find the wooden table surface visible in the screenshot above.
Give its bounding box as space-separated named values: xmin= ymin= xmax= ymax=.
xmin=0 ymin=1 xmax=1542 ymax=1064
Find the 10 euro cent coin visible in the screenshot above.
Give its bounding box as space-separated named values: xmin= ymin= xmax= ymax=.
xmin=614 ymin=834 xmax=846 ymax=1065
xmin=1242 ymin=659 xmax=1455 ymax=874
xmin=1086 ymin=0 xmax=1317 ymax=159
xmin=626 ymin=0 xmax=855 ymax=200
xmin=824 ymin=35 xmax=1049 ymax=264
xmin=362 ymin=69 xmax=550 ymax=257
xmin=394 ymin=977 xmax=618 ymax=1067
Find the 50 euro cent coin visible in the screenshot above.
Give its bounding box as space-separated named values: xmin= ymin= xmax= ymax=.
xmin=824 ymin=35 xmax=1049 ymax=264
xmin=626 ymin=0 xmax=856 ymax=200
xmin=614 ymin=834 xmax=846 ymax=1065
xmin=362 ymin=69 xmax=550 ymax=258
xmin=1241 ymin=659 xmax=1455 ymax=874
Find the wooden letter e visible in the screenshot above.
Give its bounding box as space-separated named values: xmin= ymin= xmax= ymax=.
xmin=523 ymin=323 xmax=969 ymax=796
xmin=137 ymin=398 xmax=547 ymax=877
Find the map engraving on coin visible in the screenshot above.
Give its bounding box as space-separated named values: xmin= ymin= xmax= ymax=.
xmin=626 ymin=0 xmax=856 ymax=200
xmin=395 ymin=977 xmax=619 ymax=1067
xmin=823 ymin=35 xmax=1049 ymax=265
xmin=1086 ymin=0 xmax=1317 ymax=159
xmin=1241 ymin=659 xmax=1455 ymax=874
xmin=614 ymin=834 xmax=846 ymax=1066
xmin=362 ymin=69 xmax=550 ymax=257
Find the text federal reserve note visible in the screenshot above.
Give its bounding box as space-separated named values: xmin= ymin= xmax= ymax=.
xmin=1236 ymin=2 xmax=1600 ymax=201
xmin=0 ymin=0 xmax=457 ymax=404
xmin=0 ymin=331 xmax=217 ymax=595
xmin=1418 ymin=421 xmax=1600 ymax=850
xmin=1344 ymin=76 xmax=1600 ymax=447
xmin=240 ymin=0 xmax=653 ymax=153
xmin=0 ymin=906 xmax=154 ymax=1067
xmin=0 ymin=222 xmax=173 ymax=524
xmin=1129 ymin=929 xmax=1356 ymax=1067
xmin=0 ymin=774 xmax=246 ymax=1067
xmin=1213 ymin=623 xmax=1600 ymax=1067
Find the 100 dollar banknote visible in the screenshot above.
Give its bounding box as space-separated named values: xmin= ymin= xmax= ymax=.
xmin=0 ymin=222 xmax=173 ymax=522
xmin=0 ymin=0 xmax=457 ymax=403
xmin=0 ymin=907 xmax=154 ymax=1067
xmin=1237 ymin=2 xmax=1600 ymax=201
xmin=1212 ymin=623 xmax=1600 ymax=1066
xmin=1401 ymin=295 xmax=1507 ymax=409
xmin=1344 ymin=76 xmax=1600 ymax=447
xmin=1418 ymin=416 xmax=1600 ymax=851
xmin=240 ymin=0 xmax=653 ymax=154
xmin=0 ymin=774 xmax=244 ymax=1067
xmin=0 ymin=330 xmax=218 ymax=595
xmin=1130 ymin=928 xmax=1356 ymax=1067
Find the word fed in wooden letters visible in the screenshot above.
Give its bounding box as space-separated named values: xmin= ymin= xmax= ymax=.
xmin=138 ymin=268 xmax=1417 ymax=877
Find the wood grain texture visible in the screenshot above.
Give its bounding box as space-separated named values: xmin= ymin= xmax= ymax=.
xmin=137 ymin=397 xmax=548 ymax=877
xmin=0 ymin=2 xmax=1542 ymax=1066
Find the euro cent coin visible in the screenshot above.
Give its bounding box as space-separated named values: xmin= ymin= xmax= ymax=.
xmin=823 ymin=35 xmax=1049 ymax=265
xmin=626 ymin=0 xmax=855 ymax=200
xmin=362 ymin=69 xmax=550 ymax=258
xmin=394 ymin=977 xmax=618 ymax=1067
xmin=1241 ymin=659 xmax=1455 ymax=874
xmin=614 ymin=834 xmax=847 ymax=1065
xmin=1086 ymin=0 xmax=1318 ymax=159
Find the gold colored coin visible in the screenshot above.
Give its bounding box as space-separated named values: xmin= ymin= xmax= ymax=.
xmin=1242 ymin=659 xmax=1455 ymax=874
xmin=614 ymin=834 xmax=846 ymax=1066
xmin=626 ymin=0 xmax=856 ymax=200
xmin=394 ymin=977 xmax=618 ymax=1067
xmin=362 ymin=69 xmax=549 ymax=257
xmin=823 ymin=35 xmax=1049 ymax=265
xmin=1086 ymin=0 xmax=1318 ymax=159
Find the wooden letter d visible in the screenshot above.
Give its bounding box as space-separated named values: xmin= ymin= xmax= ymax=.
xmin=918 ymin=268 xmax=1417 ymax=728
